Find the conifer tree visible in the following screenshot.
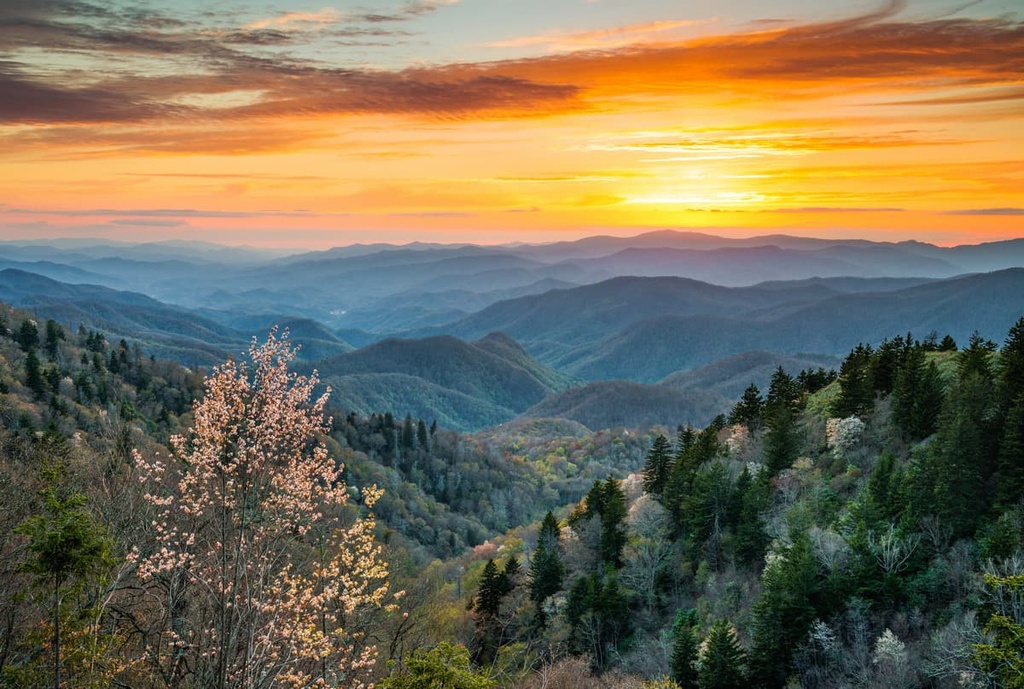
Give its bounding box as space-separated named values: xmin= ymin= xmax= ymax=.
xmin=699 ymin=620 xmax=747 ymax=689
xmin=729 ymin=383 xmax=764 ymax=431
xmin=643 ymin=434 xmax=674 ymax=497
xmin=750 ymin=529 xmax=821 ymax=688
xmin=17 ymin=454 xmax=113 ymax=689
xmin=995 ymin=394 xmax=1024 ymax=509
xmin=25 ymin=348 xmax=46 ymax=399
xmin=832 ymin=344 xmax=875 ymax=417
xmin=599 ymin=478 xmax=628 ymax=567
xmin=892 ymin=346 xmax=943 ymax=441
xmin=670 ymin=609 xmax=699 ymax=688
xmin=529 ymin=512 xmax=564 ymax=624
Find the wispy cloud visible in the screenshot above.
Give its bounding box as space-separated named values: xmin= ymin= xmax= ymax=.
xmin=245 ymin=8 xmax=341 ymax=31
xmin=484 ymin=18 xmax=713 ymax=52
xmin=942 ymin=208 xmax=1024 ymax=216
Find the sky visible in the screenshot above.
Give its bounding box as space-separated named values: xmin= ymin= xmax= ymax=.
xmin=0 ymin=0 xmax=1021 ymax=248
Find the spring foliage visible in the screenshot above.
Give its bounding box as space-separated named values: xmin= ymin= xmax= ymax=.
xmin=131 ymin=330 xmax=395 ymax=688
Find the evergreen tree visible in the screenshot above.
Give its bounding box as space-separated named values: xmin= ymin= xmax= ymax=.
xmin=729 ymin=384 xmax=764 ymax=430
xmin=17 ymin=456 xmax=113 ymax=689
xmin=670 ymin=609 xmax=699 ymax=688
xmin=766 ymin=366 xmax=801 ymax=415
xmin=734 ymin=468 xmax=771 ymax=568
xmin=832 ymin=344 xmax=875 ymax=417
xmin=25 ymin=348 xmax=46 ymax=399
xmin=529 ymin=512 xmax=564 ymax=624
xmin=16 ymin=319 xmax=39 ymax=352
xmin=417 ymin=418 xmax=429 ymax=449
xmin=763 ymin=403 xmax=800 ymax=475
xmin=401 ymin=414 xmax=415 ymax=452
xmin=891 ymin=346 xmax=944 ymax=441
xmin=599 ymin=478 xmax=628 ymax=567
xmin=643 ymin=434 xmax=674 ymax=496
xmin=43 ymin=319 xmax=64 ymax=362
xmin=698 ymin=620 xmax=747 ymax=689
xmin=938 ymin=334 xmax=958 ymax=351
xmin=957 ymin=330 xmax=996 ymax=381
xmin=475 ymin=559 xmax=503 ymax=618
xmin=870 ymin=335 xmax=910 ymax=397
xmin=688 ymin=461 xmax=734 ymax=569
xmin=995 ymin=393 xmax=1024 ymax=509
xmin=750 ymin=529 xmax=821 ymax=688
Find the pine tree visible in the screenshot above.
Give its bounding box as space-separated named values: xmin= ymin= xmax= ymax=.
xmin=475 ymin=559 xmax=503 ymax=618
xmin=16 ymin=319 xmax=39 ymax=352
xmin=832 ymin=344 xmax=875 ymax=417
xmin=25 ymin=348 xmax=46 ymax=399
xmin=643 ymin=434 xmax=674 ymax=496
xmin=995 ymin=393 xmax=1024 ymax=509
xmin=699 ymin=619 xmax=747 ymax=689
xmin=529 ymin=512 xmax=564 ymax=624
xmin=763 ymin=403 xmax=799 ymax=475
xmin=892 ymin=346 xmax=943 ymax=441
xmin=670 ymin=609 xmax=699 ymax=688
xmin=729 ymin=384 xmax=764 ymax=431
xmin=599 ymin=478 xmax=628 ymax=567
xmin=749 ymin=529 xmax=821 ymax=688
xmin=734 ymin=468 xmax=771 ymax=568
xmin=17 ymin=457 xmax=113 ymax=689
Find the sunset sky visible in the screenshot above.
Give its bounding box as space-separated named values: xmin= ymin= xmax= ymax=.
xmin=1 ymin=0 xmax=1021 ymax=248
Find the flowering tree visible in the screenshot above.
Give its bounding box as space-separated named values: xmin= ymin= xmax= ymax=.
xmin=131 ymin=330 xmax=395 ymax=688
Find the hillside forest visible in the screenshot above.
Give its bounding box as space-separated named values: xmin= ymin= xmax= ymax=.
xmin=1 ymin=300 xmax=1023 ymax=688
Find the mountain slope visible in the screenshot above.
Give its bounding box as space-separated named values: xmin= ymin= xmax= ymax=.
xmin=433 ymin=269 xmax=1024 ymax=382
xmin=314 ymin=333 xmax=573 ymax=431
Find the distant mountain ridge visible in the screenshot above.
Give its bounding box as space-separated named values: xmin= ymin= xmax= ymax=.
xmin=312 ymin=332 xmax=574 ymax=431
xmin=431 ymin=269 xmax=1024 ymax=381
xmin=3 ymin=232 xmax=1023 ymax=338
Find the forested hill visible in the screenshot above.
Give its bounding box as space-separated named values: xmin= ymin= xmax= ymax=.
xmin=313 ymin=332 xmax=574 ymax=431
xmin=2 ymin=289 xmax=1024 ymax=688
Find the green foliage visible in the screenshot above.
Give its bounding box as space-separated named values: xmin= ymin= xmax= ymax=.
xmin=891 ymin=345 xmax=944 ymax=441
xmin=670 ymin=610 xmax=699 ymax=688
xmin=972 ymin=573 xmax=1024 ymax=688
xmin=729 ymin=383 xmax=764 ymax=431
xmin=643 ymin=434 xmax=674 ymax=497
xmin=750 ymin=530 xmax=822 ymax=688
xmin=529 ymin=512 xmax=564 ymax=624
xmin=381 ymin=643 xmax=495 ymax=689
xmin=565 ymin=568 xmax=631 ymax=668
xmin=15 ymin=454 xmax=114 ymax=689
xmin=832 ymin=344 xmax=875 ymax=417
xmin=698 ymin=619 xmax=747 ymax=689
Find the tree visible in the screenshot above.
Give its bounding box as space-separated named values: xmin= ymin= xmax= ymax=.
xmin=43 ymin=319 xmax=64 ymax=361
xmin=891 ymin=346 xmax=943 ymax=441
xmin=996 ymin=394 xmax=1024 ymax=509
xmin=1000 ymin=317 xmax=1024 ymax=414
xmin=529 ymin=512 xmax=564 ymax=625
xmin=381 ymin=643 xmax=494 ymax=689
xmin=750 ymin=530 xmax=822 ymax=688
xmin=670 ymin=609 xmax=698 ymax=688
xmin=16 ymin=457 xmax=113 ymax=689
xmin=972 ymin=572 xmax=1024 ymax=688
xmin=25 ymin=348 xmax=46 ymax=399
xmin=643 ymin=434 xmax=674 ymax=497
xmin=699 ymin=619 xmax=747 ymax=689
xmin=132 ymin=330 xmax=394 ymax=689
xmin=16 ymin=319 xmax=39 ymax=352
xmin=729 ymin=384 xmax=764 ymax=431
xmin=832 ymin=344 xmax=875 ymax=417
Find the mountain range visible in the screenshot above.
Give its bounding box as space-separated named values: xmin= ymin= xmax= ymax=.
xmin=2 ymin=231 xmax=1022 ymax=430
